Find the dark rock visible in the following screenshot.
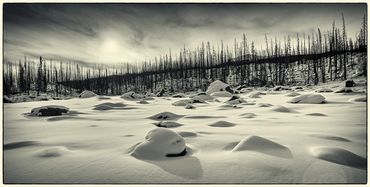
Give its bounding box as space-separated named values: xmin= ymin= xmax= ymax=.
xmin=30 ymin=105 xmax=69 ymax=116
xmin=345 ymin=80 xmax=356 ymax=87
xmin=3 ymin=96 xmax=13 ymax=103
xmin=166 ymin=148 xmax=187 ymax=157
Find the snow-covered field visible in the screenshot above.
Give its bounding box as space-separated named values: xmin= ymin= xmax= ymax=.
xmin=3 ymin=81 xmax=367 ymax=184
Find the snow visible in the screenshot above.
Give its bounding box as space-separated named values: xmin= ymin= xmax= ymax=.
xmin=334 ymin=87 xmax=353 ymax=93
xmin=310 ymin=147 xmax=366 ymax=169
xmin=210 ymin=91 xmax=233 ymax=97
xmin=185 ymin=104 xmax=196 ymax=109
xmin=248 ymin=91 xmax=264 ymax=98
xmin=130 ymin=128 xmax=187 ymax=160
xmin=272 ymin=86 xmax=291 ymax=91
xmin=3 ymin=81 xmax=367 ymax=183
xmin=121 ymin=91 xmax=144 ymax=100
xmin=287 ymin=94 xmax=326 ymax=104
xmin=231 ymin=135 xmax=292 ymax=158
xmin=315 ymin=88 xmax=334 ymax=93
xmin=154 ymin=121 xmax=184 ymax=128
xmin=271 ymin=105 xmax=295 ymax=113
xmin=78 ymin=90 xmax=97 ymax=98
xmin=348 ymin=96 xmax=367 ymax=102
xmin=172 ymin=93 xmax=186 ymax=98
xmin=285 ymin=92 xmax=301 ymax=97
xmin=225 ymin=95 xmax=247 ymax=105
xmin=206 ymin=80 xmax=232 ymax=95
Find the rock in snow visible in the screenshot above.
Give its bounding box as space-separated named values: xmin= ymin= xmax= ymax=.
xmin=148 ymin=112 xmax=184 ymax=121
xmin=287 ymin=94 xmax=326 ymax=104
xmin=206 ymin=80 xmax=233 ymax=95
xmin=121 ymin=91 xmax=144 ymax=100
xmin=30 ymin=105 xmax=69 ymax=116
xmin=79 ymin=90 xmax=97 ymax=98
xmin=131 ymin=128 xmax=187 ymax=159
xmin=225 ymin=95 xmax=247 ymax=105
xmin=172 ymin=93 xmax=186 ymax=98
xmin=154 ymin=121 xmax=184 ymax=128
xmin=272 ymin=86 xmax=291 ymax=91
xmin=344 ymin=80 xmax=356 ymax=87
xmin=185 ymin=104 xmax=196 ymax=109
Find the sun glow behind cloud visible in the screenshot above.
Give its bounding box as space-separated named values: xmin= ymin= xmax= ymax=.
xmin=4 ymin=3 xmax=367 ymax=64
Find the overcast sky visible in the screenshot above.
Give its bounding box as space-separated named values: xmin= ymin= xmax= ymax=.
xmin=4 ymin=3 xmax=367 ymax=64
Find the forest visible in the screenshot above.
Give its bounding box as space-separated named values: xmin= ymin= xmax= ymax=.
xmin=3 ymin=14 xmax=367 ymax=96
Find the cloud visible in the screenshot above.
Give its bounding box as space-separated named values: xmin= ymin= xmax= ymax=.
xmin=4 ymin=3 xmax=367 ymax=64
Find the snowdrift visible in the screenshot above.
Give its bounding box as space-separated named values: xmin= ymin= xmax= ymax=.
xmin=287 ymin=94 xmax=326 ymax=104
xmin=130 ymin=128 xmax=187 ymax=159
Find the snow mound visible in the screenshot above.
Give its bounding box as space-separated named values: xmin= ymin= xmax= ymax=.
xmin=131 ymin=128 xmax=187 ymax=159
xmin=36 ymin=146 xmax=70 ymax=158
xmin=210 ymin=91 xmax=233 ymax=97
xmin=4 ymin=141 xmax=40 ymax=150
xmin=192 ymin=94 xmax=213 ymax=101
xmin=271 ymin=105 xmax=295 ymax=113
xmin=172 ymin=98 xmax=206 ymax=106
xmin=285 ymin=92 xmax=301 ymax=97
xmin=172 ymin=99 xmax=193 ymax=106
xmin=79 ymin=90 xmax=97 ymax=98
xmin=240 ymin=113 xmax=257 ymax=118
xmin=96 ymin=95 xmax=111 ymax=100
xmin=306 ymin=113 xmax=327 ymax=116
xmin=172 ymin=93 xmax=186 ymax=98
xmin=310 ymin=147 xmax=366 ymax=169
xmin=121 ymin=91 xmax=144 ymax=100
xmin=315 ymin=88 xmax=333 ymax=93
xmin=348 ymin=96 xmax=367 ymax=102
xmin=239 ymin=87 xmax=254 ymax=93
xmin=257 ymin=103 xmax=273 ymax=107
xmin=154 ymin=121 xmax=183 ymax=128
xmin=225 ymin=95 xmax=247 ymax=105
xmin=145 ymin=92 xmax=157 ymax=98
xmin=137 ymin=100 xmax=149 ymax=104
xmin=219 ymin=104 xmax=243 ymax=109
xmin=3 ymin=96 xmax=13 ymax=103
xmin=209 ymin=121 xmax=236 ymax=127
xmin=287 ymin=94 xmax=326 ymax=104
xmin=148 ymin=112 xmax=184 ymax=121
xmin=248 ymin=91 xmax=263 ymax=98
xmin=93 ymin=105 xmax=113 ymax=111
xmin=178 ymin=131 xmax=198 ymax=138
xmin=334 ymin=87 xmax=353 ymax=93
xmin=30 ymin=105 xmax=69 ymax=116
xmin=206 ymin=80 xmax=233 ymax=95
xmin=309 ymin=134 xmax=350 ymax=142
xmin=185 ymin=104 xmax=196 ymax=109
xmin=93 ymin=102 xmax=126 ymax=110
xmin=231 ymin=135 xmax=292 ymax=158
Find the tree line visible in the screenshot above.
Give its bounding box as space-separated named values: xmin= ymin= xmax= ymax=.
xmin=3 ymin=14 xmax=367 ymax=96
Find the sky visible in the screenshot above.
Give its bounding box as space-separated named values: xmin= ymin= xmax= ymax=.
xmin=4 ymin=3 xmax=367 ymax=64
